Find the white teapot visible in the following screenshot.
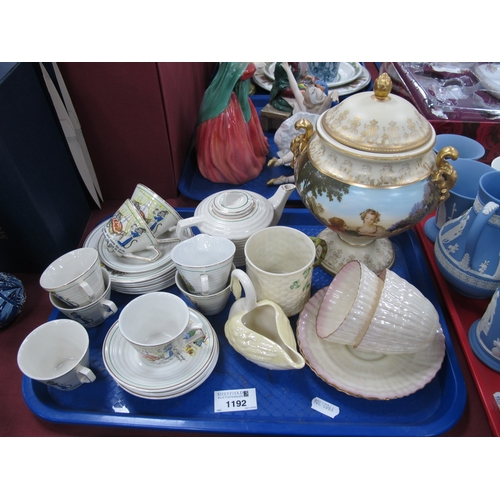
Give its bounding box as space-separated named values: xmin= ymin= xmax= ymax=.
xmin=176 ymin=184 xmax=295 ymax=266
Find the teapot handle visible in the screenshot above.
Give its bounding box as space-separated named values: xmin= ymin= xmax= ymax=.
xmin=175 ymin=215 xmax=206 ymax=240
xmin=465 ymin=202 xmax=499 ymax=269
xmin=432 ymin=146 xmax=459 ymax=204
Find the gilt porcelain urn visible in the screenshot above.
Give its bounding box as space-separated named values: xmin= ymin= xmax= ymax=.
xmin=291 ymin=73 xmax=459 ymax=274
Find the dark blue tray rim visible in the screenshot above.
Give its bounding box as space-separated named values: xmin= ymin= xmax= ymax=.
xmin=21 ymin=208 xmax=467 ymax=436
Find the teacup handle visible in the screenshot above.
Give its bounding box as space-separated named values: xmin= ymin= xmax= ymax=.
xmin=200 ymin=274 xmax=210 ymax=296
xmin=121 ymin=245 xmax=161 ymax=262
xmin=176 ymin=215 xmax=206 ymax=240
xmin=181 ymin=325 xmax=205 ymax=348
xmin=310 ymin=236 xmax=328 ymax=268
xmin=100 ymin=299 xmax=118 ymax=318
xmin=79 ymin=281 xmax=95 ymax=300
xmin=155 ymin=236 xmax=181 ymax=244
xmin=76 ymin=366 xmax=96 ymax=384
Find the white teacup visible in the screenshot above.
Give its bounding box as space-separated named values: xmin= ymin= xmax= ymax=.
xmin=175 ymin=266 xmax=235 ymax=316
xmin=49 ymin=268 xmax=117 ymax=328
xmin=40 ymin=247 xmax=105 ymax=308
xmin=170 ymin=234 xmax=236 ymax=296
xmin=17 ymin=319 xmax=96 ymax=391
xmin=244 ymin=226 xmax=327 ymax=316
xmin=131 ymin=184 xmax=181 ymax=238
xmin=119 ymin=292 xmax=204 ymax=364
xmin=102 ymin=199 xmax=164 ymax=262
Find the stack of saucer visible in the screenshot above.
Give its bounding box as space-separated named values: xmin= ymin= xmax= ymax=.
xmin=102 ymin=307 xmax=219 ymax=399
xmin=84 ymin=219 xmax=186 ymax=294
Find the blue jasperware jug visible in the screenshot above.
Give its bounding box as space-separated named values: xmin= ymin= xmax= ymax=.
xmin=434 ymin=170 xmax=500 ymax=299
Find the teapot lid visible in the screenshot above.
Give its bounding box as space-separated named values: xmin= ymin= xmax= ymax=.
xmin=211 ymin=190 xmax=257 ymax=219
xmin=319 ymin=73 xmax=434 ymax=154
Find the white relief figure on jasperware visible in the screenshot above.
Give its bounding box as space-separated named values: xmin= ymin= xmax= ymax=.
xmin=440 ymin=213 xmax=470 ymax=244
xmin=494 ymin=254 xmax=500 ymax=279
xmin=492 ymin=339 xmax=500 ymax=358
xmin=478 ymin=289 xmax=498 ymax=338
xmin=458 ymin=253 xmax=471 ymax=270
xmin=448 ymin=202 xmax=458 ymax=222
xmin=478 ymin=261 xmax=490 ymax=274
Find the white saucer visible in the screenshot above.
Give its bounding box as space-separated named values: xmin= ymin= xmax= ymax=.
xmin=474 ymin=62 xmax=500 ymax=98
xmin=102 ymin=308 xmax=217 ymax=392
xmin=110 ymin=273 xmax=176 ymax=294
xmin=84 ymin=218 xmax=172 ymax=278
xmin=98 ymin=233 xmax=179 ymax=274
xmin=116 ymin=339 xmax=219 ymax=400
xmin=296 ymin=288 xmax=446 ymax=400
xmin=85 ymin=218 xmax=186 ymax=293
xmin=253 ymin=65 xmax=370 ymax=97
xmin=263 ymin=62 xmax=363 ymax=89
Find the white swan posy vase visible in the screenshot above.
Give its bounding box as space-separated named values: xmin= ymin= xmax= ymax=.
xmin=224 ymin=270 xmax=305 ymax=370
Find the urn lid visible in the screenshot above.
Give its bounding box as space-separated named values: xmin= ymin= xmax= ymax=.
xmin=319 ymin=73 xmax=434 ymax=154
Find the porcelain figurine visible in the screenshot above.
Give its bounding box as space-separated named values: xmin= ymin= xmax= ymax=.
xmin=267 ymin=62 xmax=339 ymax=185
xmin=196 ymin=62 xmax=269 ymax=185
xmin=224 ymin=269 xmax=305 ymax=370
xmin=269 ymin=62 xmax=302 ymax=113
xmin=289 ymin=73 xmax=459 ymax=274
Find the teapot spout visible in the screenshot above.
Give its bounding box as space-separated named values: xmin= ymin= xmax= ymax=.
xmin=269 ymin=184 xmax=295 ymax=226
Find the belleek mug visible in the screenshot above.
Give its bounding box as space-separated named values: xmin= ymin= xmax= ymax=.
xmin=131 ymin=184 xmax=181 ymax=238
xmin=119 ymin=292 xmax=204 ymax=364
xmin=170 ymin=234 xmax=236 ymax=296
xmin=40 ymin=247 xmax=105 ymax=307
xmin=17 ymin=319 xmax=96 ymax=391
xmin=244 ymin=226 xmax=327 ymax=316
xmin=102 ymin=199 xmax=163 ymax=262
xmin=424 ymin=158 xmax=492 ymax=242
xmin=49 ymin=268 xmax=117 ymax=328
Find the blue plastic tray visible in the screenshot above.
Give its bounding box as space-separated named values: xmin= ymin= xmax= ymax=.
xmin=22 ymin=208 xmax=466 ymax=436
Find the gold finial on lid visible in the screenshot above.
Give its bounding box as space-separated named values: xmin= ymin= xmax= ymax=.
xmin=373 ymin=73 xmax=392 ymax=100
